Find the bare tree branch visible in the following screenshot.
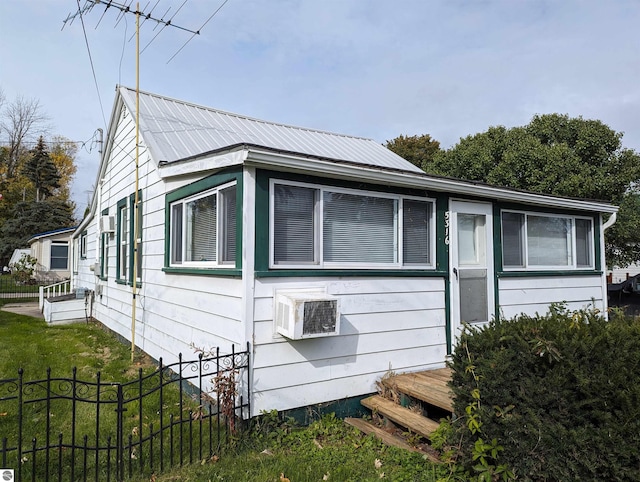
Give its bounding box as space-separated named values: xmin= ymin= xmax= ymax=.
xmin=0 ymin=95 xmax=50 ymax=178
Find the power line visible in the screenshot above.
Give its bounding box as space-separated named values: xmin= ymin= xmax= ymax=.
xmin=73 ymin=0 xmax=108 ymax=130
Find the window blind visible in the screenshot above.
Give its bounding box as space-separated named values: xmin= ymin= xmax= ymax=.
xmin=186 ymin=194 xmax=217 ymax=262
xmin=403 ymin=199 xmax=430 ymax=265
xmin=323 ymin=192 xmax=396 ymax=264
xmin=273 ymin=184 xmax=316 ymax=264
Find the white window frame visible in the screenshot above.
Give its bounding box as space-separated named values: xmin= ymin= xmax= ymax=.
xmin=169 ymin=181 xmax=237 ymax=269
xmin=80 ymin=232 xmax=87 ymax=259
xmin=501 ymin=209 xmax=595 ymax=270
xmin=118 ymin=202 xmax=128 ymax=281
xmin=269 ymin=179 xmax=436 ymax=270
xmin=50 ymin=241 xmax=69 ymax=271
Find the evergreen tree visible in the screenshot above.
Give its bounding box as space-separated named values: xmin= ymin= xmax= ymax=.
xmin=22 ymin=136 xmax=60 ymax=202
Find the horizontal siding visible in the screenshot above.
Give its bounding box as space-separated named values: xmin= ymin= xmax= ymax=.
xmin=251 ymin=276 xmax=447 ymax=414
xmin=498 ymin=275 xmax=605 ymax=319
xmin=77 ymin=104 xmax=244 ymax=367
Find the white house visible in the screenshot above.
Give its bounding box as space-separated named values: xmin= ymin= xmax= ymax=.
xmin=28 ymin=226 xmax=76 ymax=281
xmin=71 ymin=86 xmax=617 ymax=416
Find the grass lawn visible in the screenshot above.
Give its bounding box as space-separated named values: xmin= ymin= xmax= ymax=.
xmin=142 ymin=413 xmax=443 ymax=482
xmin=0 ymin=303 xmax=443 ymax=481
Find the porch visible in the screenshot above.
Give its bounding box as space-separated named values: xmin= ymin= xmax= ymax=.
xmin=346 ymin=368 xmax=453 ymax=460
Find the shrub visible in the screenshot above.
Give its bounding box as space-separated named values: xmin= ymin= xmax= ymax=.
xmin=446 ymin=304 xmax=640 ymax=481
xmin=10 ymin=253 xmax=37 ymax=283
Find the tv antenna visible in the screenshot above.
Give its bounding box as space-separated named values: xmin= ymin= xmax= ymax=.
xmin=63 ymin=0 xmax=222 ymax=363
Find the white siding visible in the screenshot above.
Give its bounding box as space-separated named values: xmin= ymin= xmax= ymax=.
xmin=251 ymin=276 xmax=447 ymax=414
xmin=77 ymin=104 xmax=244 ymax=367
xmin=498 ymin=275 xmax=605 ymax=319
xmin=607 ymin=264 xmax=640 ymax=283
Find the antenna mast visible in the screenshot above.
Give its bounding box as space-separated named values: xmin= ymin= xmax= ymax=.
xmin=64 ymin=1 xmax=199 ymax=362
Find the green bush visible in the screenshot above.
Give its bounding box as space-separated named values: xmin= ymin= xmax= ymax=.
xmin=446 ymin=304 xmax=640 ymax=481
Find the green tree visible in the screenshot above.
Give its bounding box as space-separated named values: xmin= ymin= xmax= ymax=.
xmin=22 ymin=136 xmax=60 ymax=202
xmin=0 ymin=198 xmax=75 ymax=263
xmin=423 ymin=114 xmax=640 ymax=266
xmin=385 ymin=133 xmax=441 ymax=170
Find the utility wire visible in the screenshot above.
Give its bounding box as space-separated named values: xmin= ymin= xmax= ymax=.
xmin=76 ymin=0 xmax=108 ymax=130
xmin=167 ymin=0 xmax=230 ymax=64
xmin=140 ymin=0 xmax=189 ymax=54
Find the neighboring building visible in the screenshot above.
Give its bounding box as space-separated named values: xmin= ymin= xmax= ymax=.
xmin=71 ymin=86 xmax=617 ymax=416
xmin=28 ymin=227 xmax=76 ymax=282
xmin=608 ymin=263 xmax=640 ymax=283
xmin=8 ymin=248 xmax=31 ymax=270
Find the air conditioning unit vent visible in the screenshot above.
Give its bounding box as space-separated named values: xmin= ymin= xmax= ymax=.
xmin=100 ymin=215 xmax=115 ymax=233
xmin=275 ymin=291 xmax=340 ymax=340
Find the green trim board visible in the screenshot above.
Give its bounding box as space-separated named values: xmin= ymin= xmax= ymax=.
xmin=99 ymin=208 xmax=109 ymax=281
xmin=129 ymin=190 xmax=142 ymax=287
xmin=435 ymin=193 xmax=452 ymax=354
xmin=162 ymin=267 xmax=242 ymax=278
xmin=497 ymin=270 xmax=602 ymax=278
xmin=255 ymin=269 xmax=447 ymax=278
xmin=164 ymin=167 xmax=244 ymax=272
xmin=80 ymin=231 xmax=88 ymax=259
xmin=253 ymin=168 xmax=436 ymax=274
xmin=115 ymin=197 xmax=127 ymax=283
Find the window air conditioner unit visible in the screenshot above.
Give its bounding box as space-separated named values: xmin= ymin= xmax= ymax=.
xmin=100 ymin=215 xmax=115 ymax=233
xmin=275 ymin=291 xmax=340 ymax=340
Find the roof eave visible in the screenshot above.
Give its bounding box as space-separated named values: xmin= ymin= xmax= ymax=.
xmin=245 ymin=148 xmax=618 ymax=214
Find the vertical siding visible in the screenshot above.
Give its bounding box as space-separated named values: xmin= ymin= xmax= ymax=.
xmin=251 ymin=276 xmax=447 ymax=414
xmin=498 ymin=275 xmax=605 ymax=319
xmin=76 ymin=104 xmax=244 ymax=367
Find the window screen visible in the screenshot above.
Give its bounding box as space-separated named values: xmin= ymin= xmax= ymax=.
xmin=501 ymin=212 xmax=525 ymax=267
xmin=527 ymin=215 xmax=571 ymax=266
xmin=50 ymin=243 xmax=69 ymax=270
xmin=323 ymin=192 xmax=396 ymax=264
xmin=273 ymin=184 xmax=316 ymax=264
xmin=403 ymin=199 xmax=431 ymax=265
xmin=575 ymin=218 xmax=593 ymax=267
xmin=186 ymin=193 xmax=217 ymax=262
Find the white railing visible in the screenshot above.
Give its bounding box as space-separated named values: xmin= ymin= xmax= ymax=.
xmin=39 ymin=279 xmax=73 ymax=311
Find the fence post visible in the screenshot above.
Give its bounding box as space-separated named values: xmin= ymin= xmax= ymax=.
xmin=39 ymin=286 xmax=44 ymax=311
xmin=17 ymin=369 xmax=23 ymax=482
xmin=115 ymin=383 xmax=125 ymax=482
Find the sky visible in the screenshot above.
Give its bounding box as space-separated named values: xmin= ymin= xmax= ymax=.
xmin=1 ymin=0 xmax=639 ymax=215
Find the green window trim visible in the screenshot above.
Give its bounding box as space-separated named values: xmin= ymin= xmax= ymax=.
xmin=164 ymin=168 xmax=243 ymax=273
xmin=130 ymin=191 xmax=143 ymax=286
xmin=99 ymin=208 xmax=109 ymax=281
xmin=495 ymin=204 xmax=600 ymax=272
xmin=79 ymin=231 xmax=88 ymax=260
xmin=255 ymin=169 xmax=437 ymax=274
xmin=115 ymin=197 xmax=128 ymax=283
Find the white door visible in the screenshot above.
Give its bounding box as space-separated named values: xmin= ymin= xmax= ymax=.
xmin=450 ymin=200 xmax=495 ymax=338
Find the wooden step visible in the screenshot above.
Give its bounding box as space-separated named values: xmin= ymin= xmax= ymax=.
xmin=383 ymin=373 xmax=454 ymax=412
xmin=344 ymin=417 xmax=440 ymax=463
xmin=361 ymin=395 xmax=440 ymax=439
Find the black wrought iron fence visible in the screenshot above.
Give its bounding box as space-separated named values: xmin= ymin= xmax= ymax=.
xmin=0 ymin=276 xmax=45 ymax=300
xmin=0 ymin=345 xmax=251 ymax=482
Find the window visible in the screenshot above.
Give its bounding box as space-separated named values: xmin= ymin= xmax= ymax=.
xmin=100 ymin=210 xmax=109 ymax=279
xmin=169 ymin=182 xmax=237 ymax=267
xmin=117 ymin=200 xmax=128 ymax=281
xmin=501 ymin=211 xmax=594 ymax=270
xmin=50 ymin=241 xmax=69 ymax=270
xmin=131 ymin=192 xmax=143 ymax=282
xmin=270 ymin=180 xmax=435 ymax=269
xmin=80 ymin=232 xmax=87 ymax=259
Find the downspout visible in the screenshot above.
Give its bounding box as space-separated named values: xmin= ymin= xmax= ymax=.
xmin=603 ymin=212 xmax=617 ymax=231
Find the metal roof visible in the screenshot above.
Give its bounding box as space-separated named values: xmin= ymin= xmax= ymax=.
xmin=118 ymin=86 xmax=423 ymax=174
xmin=27 ymin=226 xmax=78 ymax=244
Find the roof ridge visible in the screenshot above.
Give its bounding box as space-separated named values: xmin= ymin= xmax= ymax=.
xmin=118 ymin=85 xmax=376 ymax=143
